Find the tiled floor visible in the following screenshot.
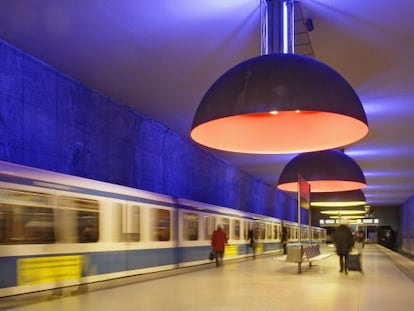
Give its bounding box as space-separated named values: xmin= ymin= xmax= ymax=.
xmin=3 ymin=244 xmax=414 ymax=311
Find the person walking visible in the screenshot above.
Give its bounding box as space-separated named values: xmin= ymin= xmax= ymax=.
xmin=211 ymin=224 xmax=228 ymax=267
xmin=247 ymin=226 xmax=256 ymax=259
xmin=281 ymin=227 xmax=288 ymax=255
xmin=354 ymin=228 xmax=365 ymax=254
xmin=334 ymin=219 xmax=354 ymax=274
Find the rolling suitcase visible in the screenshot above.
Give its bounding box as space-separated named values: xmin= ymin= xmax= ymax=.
xmin=348 ymin=253 xmax=362 ymax=272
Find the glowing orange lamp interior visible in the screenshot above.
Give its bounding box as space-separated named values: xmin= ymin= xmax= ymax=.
xmin=191 ymin=111 xmax=368 ymax=154
xmin=277 ymin=179 xmax=366 ymax=193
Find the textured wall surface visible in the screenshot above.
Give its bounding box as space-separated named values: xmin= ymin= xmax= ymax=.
xmin=0 ymin=39 xmax=304 ymax=222
xmin=400 ymin=196 xmax=414 ymax=253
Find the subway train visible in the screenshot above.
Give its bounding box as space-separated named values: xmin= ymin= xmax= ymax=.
xmin=0 ymin=160 xmax=326 ymax=298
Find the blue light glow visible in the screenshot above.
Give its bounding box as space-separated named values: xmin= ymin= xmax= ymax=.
xmin=346 ymin=146 xmax=414 ymax=158
xmin=365 ymin=192 xmax=409 ymax=199
xmin=363 ymin=170 xmax=414 ymax=178
xmin=166 ymin=0 xmax=257 ymax=19
xmin=364 ymin=184 xmax=414 ymax=190
xmin=362 ymin=95 xmax=414 ymax=116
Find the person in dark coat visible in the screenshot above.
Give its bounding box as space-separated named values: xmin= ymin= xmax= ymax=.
xmin=211 ymin=224 xmax=228 ymax=267
xmin=281 ymin=227 xmax=288 ymax=255
xmin=247 ymin=226 xmax=257 ymax=259
xmin=334 ymin=220 xmax=354 ymax=274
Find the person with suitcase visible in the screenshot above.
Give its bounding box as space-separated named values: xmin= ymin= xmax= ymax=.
xmin=333 ymin=219 xmax=354 ymax=274
xmin=348 ymin=251 xmax=363 ymax=273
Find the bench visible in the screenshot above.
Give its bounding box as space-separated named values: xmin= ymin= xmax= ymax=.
xmin=303 ymin=244 xmax=332 ymax=263
xmin=272 ymin=244 xmax=302 ymax=262
xmin=282 ymin=243 xmax=331 ymax=273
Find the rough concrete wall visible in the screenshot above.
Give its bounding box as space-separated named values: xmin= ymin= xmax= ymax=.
xmin=0 ymin=39 xmax=300 ymax=221
xmin=399 ymin=197 xmax=414 ymax=252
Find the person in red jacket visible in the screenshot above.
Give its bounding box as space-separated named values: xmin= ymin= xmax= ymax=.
xmin=211 ymin=224 xmax=228 ymax=267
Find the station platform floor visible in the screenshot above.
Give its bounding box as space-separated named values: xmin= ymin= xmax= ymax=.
xmin=3 ymin=243 xmax=414 ymax=311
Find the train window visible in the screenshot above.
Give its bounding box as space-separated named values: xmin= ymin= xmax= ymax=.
xmin=0 ymin=189 xmax=55 ymax=244
xmin=0 ymin=189 xmax=51 ymax=206
xmin=183 ymin=212 xmax=198 ymax=241
xmin=221 ymin=218 xmax=230 ymax=237
xmin=112 ymin=203 xmax=140 ymax=242
xmin=152 ymin=208 xmax=171 ymax=241
xmin=290 ymin=227 xmax=295 ymax=239
xmin=266 ymin=223 xmax=272 ymax=239
xmin=247 ymin=222 xmax=259 ymax=241
xmin=285 ymin=227 xmax=290 ymax=239
xmin=57 ymin=196 xmax=99 ymax=243
xmin=273 ymin=224 xmax=280 ymax=240
xmin=258 ymin=222 xmax=265 ymax=239
xmin=243 ymin=221 xmax=250 ymax=240
xmin=233 ymin=219 xmax=240 ymax=240
xmin=112 ymin=203 xmax=123 ymax=242
xmin=204 ymin=215 xmax=216 ymax=240
xmin=302 ymin=228 xmax=308 ymax=240
xmin=122 ymin=204 xmax=140 ymax=241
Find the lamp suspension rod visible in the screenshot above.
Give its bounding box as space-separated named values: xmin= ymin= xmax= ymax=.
xmin=260 ymin=0 xmax=295 ymax=55
xmin=283 ymin=0 xmax=295 ymax=54
xmin=260 ymin=0 xmax=270 ymax=55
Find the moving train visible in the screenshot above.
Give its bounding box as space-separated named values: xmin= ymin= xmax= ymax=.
xmin=0 ymin=160 xmax=326 ymax=298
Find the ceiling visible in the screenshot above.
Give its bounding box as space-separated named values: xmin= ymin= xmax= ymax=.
xmin=1 ymin=0 xmax=413 ymax=209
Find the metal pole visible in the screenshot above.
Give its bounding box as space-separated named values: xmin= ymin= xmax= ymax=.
xmin=297 ymin=175 xmax=301 ymax=244
xmin=261 ymin=0 xmax=283 ymax=55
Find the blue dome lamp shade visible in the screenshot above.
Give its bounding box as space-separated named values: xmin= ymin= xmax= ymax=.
xmin=277 ymin=149 xmax=366 ymax=192
xmin=191 ymin=54 xmax=368 ymax=154
xmin=190 ymin=1 xmax=368 ymax=154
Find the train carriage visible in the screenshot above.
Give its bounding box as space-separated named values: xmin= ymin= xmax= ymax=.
xmin=0 ymin=160 xmax=326 ymax=298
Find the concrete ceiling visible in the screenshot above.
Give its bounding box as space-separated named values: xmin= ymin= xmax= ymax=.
xmin=1 ymin=0 xmax=413 ymax=209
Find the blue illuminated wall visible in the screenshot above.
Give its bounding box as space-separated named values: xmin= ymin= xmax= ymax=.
xmin=400 ymin=195 xmax=414 ymax=254
xmin=0 ymin=38 xmax=304 ymax=222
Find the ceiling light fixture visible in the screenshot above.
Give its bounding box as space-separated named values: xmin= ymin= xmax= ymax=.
xmin=277 ymin=149 xmax=366 ymax=192
xmin=190 ymin=0 xmax=368 ymax=154
xmin=329 ymin=215 xmax=365 ymax=219
xmin=321 ymin=210 xmax=366 ymax=216
xmin=310 ymin=190 xmax=366 ymax=207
